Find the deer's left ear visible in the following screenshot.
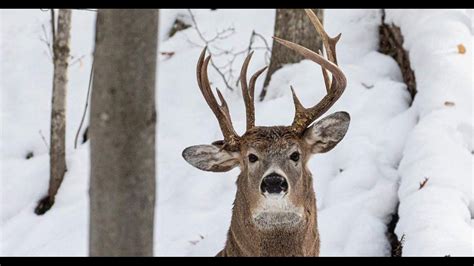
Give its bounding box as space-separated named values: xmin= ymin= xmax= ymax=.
xmin=304 ymin=111 xmax=350 ymax=154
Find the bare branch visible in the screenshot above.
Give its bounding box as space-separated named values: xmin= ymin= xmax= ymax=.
xmin=38 ymin=130 xmax=50 ymax=152
xmin=74 ymin=61 xmax=94 ymax=149
xmin=419 ymin=177 xmax=429 ymax=190
xmin=70 ymin=54 xmax=88 ymax=67
xmin=39 ymin=23 xmax=53 ymax=60
xmin=186 ymin=9 xmax=271 ymax=92
xmin=250 ymin=31 xmax=272 ymax=64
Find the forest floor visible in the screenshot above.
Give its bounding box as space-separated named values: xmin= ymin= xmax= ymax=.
xmin=1 ymin=9 xmax=472 ymax=256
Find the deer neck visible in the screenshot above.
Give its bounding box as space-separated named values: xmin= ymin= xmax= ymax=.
xmin=221 ymin=173 xmax=319 ymax=257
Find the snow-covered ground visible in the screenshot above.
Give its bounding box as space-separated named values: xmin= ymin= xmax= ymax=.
xmin=386 ymin=9 xmax=473 ymax=256
xmin=0 ymin=9 xmax=472 ymax=256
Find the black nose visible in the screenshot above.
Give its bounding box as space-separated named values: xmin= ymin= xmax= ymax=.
xmin=260 ymin=174 xmax=288 ymax=194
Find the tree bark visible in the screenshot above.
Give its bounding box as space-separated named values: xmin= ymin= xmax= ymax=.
xmin=89 ymin=9 xmax=158 ymax=256
xmin=35 ymin=9 xmax=72 ymax=215
xmin=259 ymin=9 xmax=323 ymax=101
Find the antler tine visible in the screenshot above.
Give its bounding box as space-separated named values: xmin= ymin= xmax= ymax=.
xmin=318 ymin=49 xmax=331 ymax=93
xmin=215 ymin=88 xmax=235 ymax=130
xmin=305 ymin=9 xmax=341 ymax=65
xmin=272 ymin=9 xmax=347 ymax=135
xmin=290 ymin=86 xmax=305 ymax=113
xmin=307 ymin=9 xmax=341 ymax=93
xmin=196 ymin=48 xmax=240 ymax=150
xmin=240 ymin=51 xmax=268 ymax=131
xmin=240 ymin=52 xmax=255 ymax=130
xmin=249 ymin=66 xmax=268 ymax=101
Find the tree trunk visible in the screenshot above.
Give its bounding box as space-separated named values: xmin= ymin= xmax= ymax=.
xmin=259 ymin=9 xmax=323 ymax=101
xmin=89 ymin=9 xmax=158 ymax=256
xmin=35 ymin=9 xmax=72 ymax=215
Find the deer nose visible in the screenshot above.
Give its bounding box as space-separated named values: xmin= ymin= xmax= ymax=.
xmin=260 ymin=174 xmax=288 ymax=194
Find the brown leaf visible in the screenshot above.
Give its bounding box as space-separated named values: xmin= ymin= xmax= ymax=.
xmin=160 ymin=51 xmax=175 ymax=59
xmin=444 ymin=101 xmax=455 ymax=107
xmin=457 ymin=44 xmax=466 ymax=54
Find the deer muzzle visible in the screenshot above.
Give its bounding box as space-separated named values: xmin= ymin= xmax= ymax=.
xmin=260 ymin=173 xmax=289 ymax=194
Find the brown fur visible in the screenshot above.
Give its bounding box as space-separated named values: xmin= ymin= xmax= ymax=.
xmin=183 ymin=114 xmax=349 ymax=257
xmin=218 ymin=127 xmax=320 ymax=256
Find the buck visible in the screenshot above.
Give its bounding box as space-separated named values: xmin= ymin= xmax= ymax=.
xmin=182 ymin=9 xmax=349 ymax=257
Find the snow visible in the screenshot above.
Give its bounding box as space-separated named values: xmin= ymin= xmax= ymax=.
xmin=1 ymin=9 xmax=472 ymax=256
xmin=1 ymin=9 xmax=94 ymax=256
xmin=385 ymin=9 xmax=473 ymax=256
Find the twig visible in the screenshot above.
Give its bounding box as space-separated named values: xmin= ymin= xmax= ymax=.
xmin=186 ymin=9 xmax=271 ymax=92
xmin=419 ymin=177 xmax=429 ymax=190
xmin=74 ymin=61 xmax=94 ymax=149
xmin=187 ymin=9 xmax=234 ymax=91
xmin=39 ymin=23 xmax=53 ymax=60
xmin=209 ymin=59 xmax=234 ymax=90
xmin=251 ymin=31 xmax=272 ymax=63
xmin=207 ymin=27 xmax=235 ymax=43
xmin=235 ymin=30 xmax=271 ymax=87
xmin=70 ymin=54 xmax=87 ymax=67
xmin=187 ymin=9 xmax=207 ymax=41
xmin=40 ymin=10 xmax=83 ymax=67
xmin=39 ymin=130 xmax=49 ymax=152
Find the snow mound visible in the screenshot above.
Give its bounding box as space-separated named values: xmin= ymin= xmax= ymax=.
xmin=385 ymin=9 xmax=473 ymax=256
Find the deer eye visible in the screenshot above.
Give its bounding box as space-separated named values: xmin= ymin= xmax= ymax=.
xmin=248 ymin=153 xmax=258 ymax=163
xmin=290 ymin=151 xmax=300 ymax=162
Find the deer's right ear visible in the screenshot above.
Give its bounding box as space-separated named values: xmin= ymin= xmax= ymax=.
xmin=182 ymin=145 xmax=240 ymax=172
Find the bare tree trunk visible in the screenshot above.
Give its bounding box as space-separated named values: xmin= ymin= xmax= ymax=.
xmin=35 ymin=9 xmax=72 ymax=215
xmin=89 ymin=9 xmax=158 ymax=256
xmin=259 ymin=9 xmax=323 ymax=101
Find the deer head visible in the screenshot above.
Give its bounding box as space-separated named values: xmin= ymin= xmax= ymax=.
xmin=182 ymin=10 xmax=349 ymax=256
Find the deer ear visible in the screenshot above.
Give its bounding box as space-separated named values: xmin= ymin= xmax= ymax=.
xmin=304 ymin=111 xmax=350 ymax=154
xmin=182 ymin=144 xmax=240 ymax=172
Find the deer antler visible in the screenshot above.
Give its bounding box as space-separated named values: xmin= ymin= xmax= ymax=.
xmin=196 ymin=48 xmax=240 ymax=151
xmin=196 ymin=48 xmax=267 ymax=150
xmin=240 ymin=52 xmax=268 ymax=131
xmin=273 ymin=9 xmax=347 ymax=135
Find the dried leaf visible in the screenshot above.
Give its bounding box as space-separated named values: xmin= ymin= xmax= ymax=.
xmin=444 ymin=101 xmax=455 ymax=107
xmin=457 ymin=44 xmax=466 ymax=54
xmin=160 ymin=51 xmax=175 ymax=59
